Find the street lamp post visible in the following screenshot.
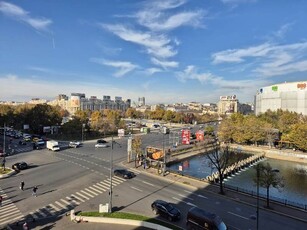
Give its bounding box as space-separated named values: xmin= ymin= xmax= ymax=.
xmin=109 ymin=135 xmax=114 ymax=213
xmin=3 ymin=123 xmax=6 ymax=156
xmin=81 ymin=123 xmax=85 ymax=143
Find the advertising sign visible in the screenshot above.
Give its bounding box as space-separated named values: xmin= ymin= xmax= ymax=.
xmin=196 ymin=130 xmax=204 ymax=141
xmin=181 ymin=129 xmax=191 ymax=145
xmin=23 ymin=124 xmax=29 ymax=130
xmin=118 ymin=129 xmax=125 ymax=138
xmin=43 ymin=126 xmax=51 ymax=133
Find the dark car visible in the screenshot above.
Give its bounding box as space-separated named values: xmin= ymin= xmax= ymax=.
xmin=97 ymin=139 xmax=108 ymax=144
xmin=113 ymin=169 xmax=135 ymax=179
xmin=151 ymin=200 xmax=181 ymax=221
xmin=12 ymin=162 xmax=28 ymax=170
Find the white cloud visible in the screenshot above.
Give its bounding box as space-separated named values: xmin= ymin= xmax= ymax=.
xmin=212 ymin=41 xmax=307 ymax=77
xmin=212 ymin=43 xmax=272 ymax=64
xmin=137 ymin=10 xmax=205 ymax=32
xmin=151 ymin=57 xmax=179 ymax=69
xmin=91 ymin=58 xmax=138 ymax=77
xmin=101 ymin=24 xmax=177 ymax=59
xmin=144 ymin=68 xmax=163 ymax=75
xmin=0 ymin=1 xmax=52 ymax=31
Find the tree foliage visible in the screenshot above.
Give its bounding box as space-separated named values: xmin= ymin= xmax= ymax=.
xmin=254 ymin=163 xmax=284 ymax=208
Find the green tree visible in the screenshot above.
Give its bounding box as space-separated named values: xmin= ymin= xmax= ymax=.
xmin=283 ymin=122 xmax=307 ymax=150
xmin=254 ymin=162 xmax=284 ymax=208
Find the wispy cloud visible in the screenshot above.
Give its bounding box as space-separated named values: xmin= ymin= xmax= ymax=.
xmin=91 ymin=58 xmax=138 ymax=77
xmin=211 ymin=41 xmax=307 ymax=77
xmin=101 ymin=24 xmax=177 ymax=59
xmin=272 ymin=23 xmax=293 ymax=39
xmin=176 ymin=65 xmax=270 ymax=91
xmin=0 ymin=1 xmax=52 ymax=31
xmin=151 ymin=57 xmax=178 ymax=69
xmin=136 ymin=10 xmax=205 ymax=32
xmin=144 ymin=68 xmax=163 ymax=75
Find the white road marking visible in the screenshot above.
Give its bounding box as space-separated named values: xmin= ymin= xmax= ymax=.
xmin=197 ymin=194 xmax=208 ymax=199
xmin=130 ymin=186 xmax=143 ymax=192
xmin=142 ymin=181 xmax=155 ymax=186
xmin=228 ymin=211 xmax=249 ymax=220
xmin=76 ymin=192 xmax=90 ymax=200
xmin=178 ymin=194 xmax=193 ymax=200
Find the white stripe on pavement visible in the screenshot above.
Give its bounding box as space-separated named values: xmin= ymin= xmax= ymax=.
xmin=76 ymin=192 xmax=90 ymax=200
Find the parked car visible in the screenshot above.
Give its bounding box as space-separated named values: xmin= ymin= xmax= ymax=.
xmin=97 ymin=139 xmax=108 ymax=144
xmin=69 ymin=141 xmax=81 ymax=148
xmin=151 ymin=200 xmax=181 ymax=221
xmin=12 ymin=162 xmax=28 ymax=170
xmin=113 ymin=169 xmax=135 ymax=179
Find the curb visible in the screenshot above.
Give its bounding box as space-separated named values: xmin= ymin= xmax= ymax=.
xmin=70 ymin=210 xmax=172 ymax=230
xmin=0 ymin=169 xmax=17 ymax=179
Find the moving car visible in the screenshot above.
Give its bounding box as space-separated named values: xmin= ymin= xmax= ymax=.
xmin=12 ymin=162 xmax=28 ymax=170
xmin=95 ymin=139 xmax=108 ymax=148
xmin=151 ymin=200 xmax=181 ymax=221
xmin=69 ymin=141 xmax=81 ymax=148
xmin=113 ymin=169 xmax=135 ymax=179
xmin=186 ymin=206 xmax=227 ymax=230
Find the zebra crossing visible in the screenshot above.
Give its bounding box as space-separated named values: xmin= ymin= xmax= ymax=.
xmin=0 ymin=190 xmax=24 ymax=226
xmin=0 ymin=175 xmax=130 ymax=226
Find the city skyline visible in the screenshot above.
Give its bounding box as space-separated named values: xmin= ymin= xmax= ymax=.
xmin=1 ymin=0 xmax=307 ymax=104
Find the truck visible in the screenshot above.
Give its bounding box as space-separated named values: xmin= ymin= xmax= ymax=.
xmin=46 ymin=141 xmax=60 ymax=151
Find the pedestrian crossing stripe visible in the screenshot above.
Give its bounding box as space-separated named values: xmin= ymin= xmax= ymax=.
xmin=55 ymin=201 xmax=67 ymax=209
xmin=48 ymin=203 xmax=61 ymax=212
xmin=96 ymin=182 xmax=110 ymax=190
xmin=84 ymin=188 xmax=99 ymax=196
xmin=66 ymin=196 xmax=80 ymax=205
xmin=92 ymin=184 xmax=107 ymax=192
xmin=75 ymin=192 xmax=90 ymax=200
xmin=37 ymin=209 xmax=48 ymax=218
xmin=80 ymin=189 xmax=95 ymax=198
xmin=106 ymin=178 xmax=121 ymax=185
xmin=88 ymin=186 xmax=104 ymax=194
xmin=71 ymin=194 xmax=85 ymax=202
xmin=113 ymin=177 xmax=126 ymax=183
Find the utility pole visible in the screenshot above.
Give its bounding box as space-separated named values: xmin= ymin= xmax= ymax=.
xmin=3 ymin=123 xmax=6 ymax=156
xmin=109 ymin=135 xmax=113 ymax=213
xmin=81 ymin=123 xmax=85 ymax=142
xmin=162 ymin=133 xmax=166 ymax=176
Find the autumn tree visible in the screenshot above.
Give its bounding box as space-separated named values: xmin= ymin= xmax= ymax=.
xmin=282 ymin=122 xmax=307 ymax=150
xmin=131 ymin=135 xmax=143 ymax=168
xmin=206 ymin=145 xmax=231 ymax=194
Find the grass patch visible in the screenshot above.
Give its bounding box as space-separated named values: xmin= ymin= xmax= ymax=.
xmin=0 ymin=168 xmax=13 ymax=175
xmin=78 ymin=211 xmax=183 ymax=230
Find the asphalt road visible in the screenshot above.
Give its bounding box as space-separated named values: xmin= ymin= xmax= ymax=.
xmin=1 ymin=134 xmax=306 ymax=230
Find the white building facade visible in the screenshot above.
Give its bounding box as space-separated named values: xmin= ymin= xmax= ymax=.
xmin=255 ymin=81 xmax=307 ymax=116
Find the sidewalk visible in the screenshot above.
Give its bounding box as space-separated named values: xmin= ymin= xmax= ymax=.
xmin=124 ymin=161 xmax=307 ymax=224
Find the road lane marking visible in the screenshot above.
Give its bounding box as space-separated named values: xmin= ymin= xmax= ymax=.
xmin=60 ymin=198 xmax=73 ymax=206
xmin=228 ymin=211 xmax=249 ymax=220
xmin=80 ymin=189 xmax=95 ymax=197
xmin=130 ymin=186 xmax=143 ymax=192
xmin=172 ymin=197 xmax=196 ymax=207
xmin=178 ymin=194 xmax=193 ymax=200
xmin=197 ymin=194 xmax=208 ymax=199
xmin=88 ymin=186 xmax=103 ymax=194
xmin=66 ymin=196 xmax=80 ymax=205
xmin=49 ymin=203 xmax=61 ymax=212
xmin=70 ymin=194 xmax=85 ymax=203
xmin=55 ymin=201 xmax=67 ymax=209
xmin=37 ymin=209 xmax=47 ymax=217
xmin=92 ymin=184 xmax=107 ymax=192
xmin=142 ymin=181 xmax=155 ymax=186
xmin=95 ymin=183 xmax=109 ymax=190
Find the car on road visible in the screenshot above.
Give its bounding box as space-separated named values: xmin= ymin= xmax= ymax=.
xmin=113 ymin=169 xmax=135 ymax=179
xmin=69 ymin=141 xmax=81 ymax=148
xmin=95 ymin=139 xmax=109 ymax=148
xmin=151 ymin=200 xmax=181 ymax=221
xmin=12 ymin=162 xmax=28 ymax=170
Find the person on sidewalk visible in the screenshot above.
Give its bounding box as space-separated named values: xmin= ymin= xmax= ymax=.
xmin=22 ymin=222 xmax=28 ymax=230
xmin=20 ymin=181 xmax=25 ymax=191
xmin=32 ymin=186 xmax=38 ymax=197
xmin=0 ymin=194 xmax=3 ymax=207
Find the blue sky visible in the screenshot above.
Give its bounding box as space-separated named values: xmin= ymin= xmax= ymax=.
xmin=1 ymin=0 xmax=307 ymax=105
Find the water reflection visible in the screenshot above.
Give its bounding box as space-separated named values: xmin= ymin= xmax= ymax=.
xmin=169 ymin=154 xmax=307 ymax=204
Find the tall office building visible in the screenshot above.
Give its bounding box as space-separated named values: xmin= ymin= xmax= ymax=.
xmin=255 ymin=81 xmax=307 ymax=116
xmin=138 ymin=97 xmax=145 ymax=107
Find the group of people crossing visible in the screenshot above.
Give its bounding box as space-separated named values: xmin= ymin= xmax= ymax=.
xmin=19 ymin=181 xmax=38 ymax=197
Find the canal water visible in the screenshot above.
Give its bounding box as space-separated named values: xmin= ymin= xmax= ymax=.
xmin=168 ymin=153 xmax=307 ymax=206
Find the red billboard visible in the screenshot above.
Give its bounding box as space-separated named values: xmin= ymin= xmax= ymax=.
xmin=181 ymin=129 xmax=191 ymax=145
xmin=196 ymin=130 xmax=204 ymax=141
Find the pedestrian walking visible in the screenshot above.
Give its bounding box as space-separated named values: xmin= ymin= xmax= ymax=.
xmin=22 ymin=222 xmax=28 ymax=230
xmin=32 ymin=186 xmax=38 ymax=197
xmin=0 ymin=195 xmax=3 ymax=207
xmin=20 ymin=181 xmax=25 ymax=191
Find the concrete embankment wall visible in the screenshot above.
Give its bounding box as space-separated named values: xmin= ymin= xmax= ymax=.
xmin=229 ymin=144 xmax=307 ymax=164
